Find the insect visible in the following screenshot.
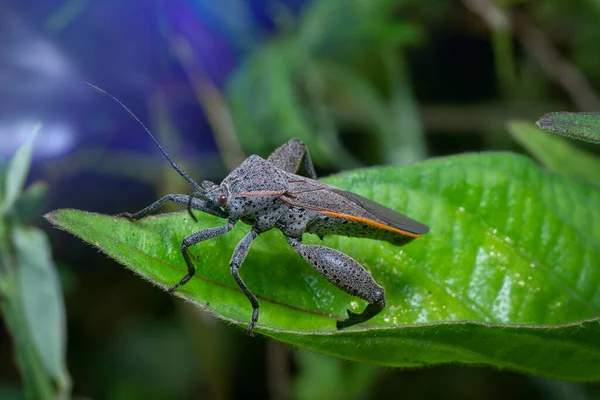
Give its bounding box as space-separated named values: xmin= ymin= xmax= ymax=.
xmin=90 ymin=84 xmax=429 ymax=336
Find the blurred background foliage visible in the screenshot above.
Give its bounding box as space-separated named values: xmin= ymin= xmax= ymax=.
xmin=1 ymin=0 xmax=600 ymax=398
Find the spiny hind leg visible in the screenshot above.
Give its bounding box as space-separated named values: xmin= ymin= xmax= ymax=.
xmin=285 ymin=237 xmax=385 ymax=329
xmin=267 ymin=139 xmax=317 ymax=179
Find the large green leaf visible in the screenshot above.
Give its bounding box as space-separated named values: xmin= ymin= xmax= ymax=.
xmin=45 ymin=152 xmax=600 ymax=380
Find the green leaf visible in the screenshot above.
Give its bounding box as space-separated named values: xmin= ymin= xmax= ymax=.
xmin=507 ymin=121 xmax=600 ymax=186
xmin=227 ymin=43 xmax=359 ymax=168
xmin=0 ymin=294 xmax=55 ymax=400
xmin=293 ymin=350 xmax=378 ymax=400
xmin=537 ymin=112 xmax=600 ymax=144
xmin=12 ymin=225 xmax=71 ymax=395
xmin=14 ymin=182 xmax=48 ymax=222
xmin=45 ymin=152 xmax=600 ymax=380
xmin=0 ymin=383 xmax=26 ymax=400
xmin=0 ymin=227 xmax=55 ymax=400
xmin=1 ymin=125 xmax=40 ymax=215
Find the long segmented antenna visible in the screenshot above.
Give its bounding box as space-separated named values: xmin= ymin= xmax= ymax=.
xmin=86 ymin=82 xmax=203 ymax=193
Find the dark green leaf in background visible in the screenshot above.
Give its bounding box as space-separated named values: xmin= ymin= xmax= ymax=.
xmin=293 ymin=350 xmax=378 ymax=400
xmin=14 ymin=182 xmax=48 ymax=222
xmin=46 ymin=152 xmax=600 ymax=380
xmin=226 ymin=0 xmax=428 ymax=169
xmin=537 ymin=112 xmax=600 ymax=144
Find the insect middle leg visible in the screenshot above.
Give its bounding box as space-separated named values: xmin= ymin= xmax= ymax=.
xmin=171 ymin=219 xmax=237 ymax=292
xmin=229 ymin=229 xmax=261 ymax=336
xmin=267 ymin=138 xmax=317 ymax=179
xmin=286 ymin=236 xmax=386 ymax=329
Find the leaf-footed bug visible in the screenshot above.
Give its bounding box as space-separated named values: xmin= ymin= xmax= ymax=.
xmin=89 ymin=83 xmax=429 ymax=335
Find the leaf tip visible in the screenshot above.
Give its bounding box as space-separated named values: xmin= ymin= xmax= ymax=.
xmin=43 ymin=209 xmax=71 ymax=226
xmin=43 ymin=210 xmax=57 ymax=223
xmin=536 ymin=112 xmax=556 ymax=132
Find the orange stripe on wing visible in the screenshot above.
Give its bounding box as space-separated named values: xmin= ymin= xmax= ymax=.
xmin=318 ymin=210 xmax=422 ymax=238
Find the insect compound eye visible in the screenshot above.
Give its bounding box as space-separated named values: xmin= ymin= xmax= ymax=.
xmin=218 ymin=194 xmax=227 ymax=204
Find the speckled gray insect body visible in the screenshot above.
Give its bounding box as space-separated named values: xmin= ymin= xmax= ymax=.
xmin=94 ymin=85 xmax=429 ymax=335
xmin=119 ymin=134 xmax=429 ymax=335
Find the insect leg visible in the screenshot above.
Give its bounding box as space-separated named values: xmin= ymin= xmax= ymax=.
xmin=267 ymin=138 xmax=317 ymax=179
xmin=286 ymin=237 xmax=385 ymax=330
xmin=229 ymin=229 xmax=261 ymax=336
xmin=170 ymin=219 xmax=237 ymax=292
xmin=119 ymin=194 xmax=226 ymax=220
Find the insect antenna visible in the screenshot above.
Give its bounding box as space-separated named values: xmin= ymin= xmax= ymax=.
xmin=86 ymin=82 xmax=203 ymax=193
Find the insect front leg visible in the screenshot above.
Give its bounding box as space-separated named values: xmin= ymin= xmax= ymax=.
xmin=267 ymin=138 xmax=317 ymax=179
xmin=229 ymin=229 xmax=261 ymax=336
xmin=119 ymin=194 xmax=226 ymax=220
xmin=286 ymin=236 xmax=386 ymax=330
xmin=171 ymin=219 xmax=237 ymax=292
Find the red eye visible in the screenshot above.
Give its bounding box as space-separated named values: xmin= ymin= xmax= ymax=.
xmin=211 ymin=184 xmax=218 ymax=188
xmin=218 ymin=194 xmax=227 ymax=204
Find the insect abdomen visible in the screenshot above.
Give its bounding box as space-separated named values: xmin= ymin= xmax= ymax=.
xmin=306 ymin=214 xmax=416 ymax=246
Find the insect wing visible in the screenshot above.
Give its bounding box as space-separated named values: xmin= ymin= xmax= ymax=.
xmin=329 ymin=189 xmax=429 ymax=235
xmin=283 ymin=178 xmax=429 ymax=235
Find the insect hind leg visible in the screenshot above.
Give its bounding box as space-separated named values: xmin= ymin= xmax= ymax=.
xmin=285 ymin=237 xmax=386 ymax=330
xmin=267 ymin=138 xmax=317 ymax=179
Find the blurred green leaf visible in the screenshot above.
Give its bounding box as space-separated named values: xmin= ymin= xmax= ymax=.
xmin=13 ymin=226 xmax=71 ymax=395
xmin=227 ymin=0 xmax=427 ymax=169
xmin=45 ymin=152 xmax=600 ymax=380
xmin=382 ymin=50 xmax=427 ymax=164
xmin=227 ymin=42 xmax=360 ymax=169
xmin=227 ymin=42 xmax=316 ymax=156
xmin=0 ymin=383 xmax=25 ymax=400
xmin=293 ymin=350 xmax=378 ymax=400
xmin=537 ymin=112 xmax=600 ymax=144
xmin=364 ymin=21 xmax=423 ymax=46
xmin=507 ymin=121 xmax=600 ymax=186
xmin=14 ymin=182 xmax=48 ymax=222
xmin=1 ymin=125 xmax=40 ymax=215
xmin=0 ymin=271 xmax=55 ymax=400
